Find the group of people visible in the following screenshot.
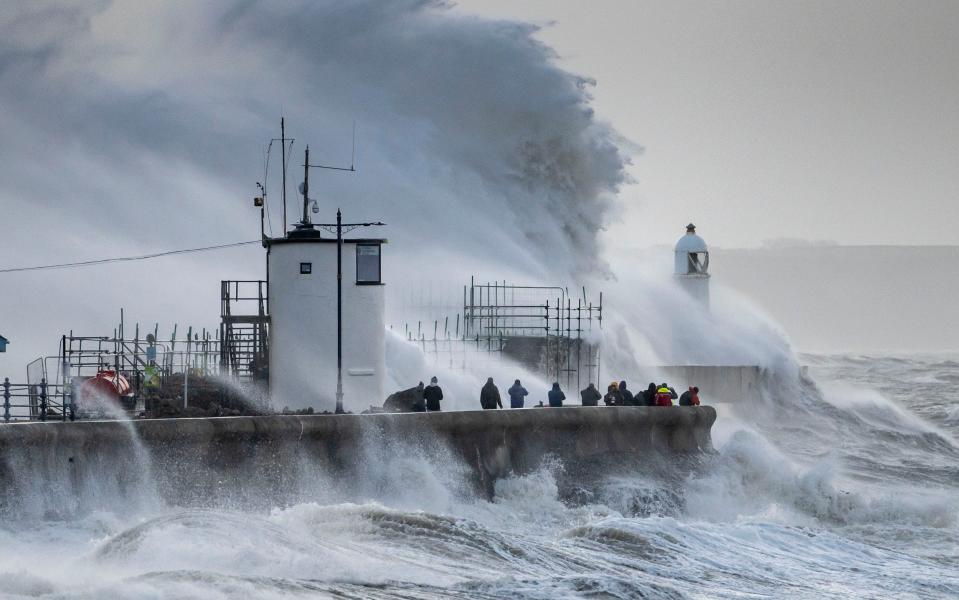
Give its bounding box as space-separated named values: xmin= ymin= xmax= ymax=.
xmin=405 ymin=377 xmax=445 ymax=412
xmin=598 ymin=381 xmax=700 ymax=407
xmin=480 ymin=378 xmax=701 ymax=409
xmin=481 ymin=378 xmax=568 ymax=409
xmin=401 ymin=377 xmax=701 ymax=412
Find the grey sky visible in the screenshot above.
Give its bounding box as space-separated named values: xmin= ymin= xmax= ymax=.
xmin=459 ymin=0 xmax=959 ymax=249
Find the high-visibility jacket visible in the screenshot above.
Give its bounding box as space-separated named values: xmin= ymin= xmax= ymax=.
xmin=143 ymin=365 xmax=160 ymax=389
xmin=655 ymin=387 xmax=673 ymax=407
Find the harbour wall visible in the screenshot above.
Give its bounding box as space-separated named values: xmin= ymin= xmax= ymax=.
xmin=0 ymin=407 xmax=715 ymax=516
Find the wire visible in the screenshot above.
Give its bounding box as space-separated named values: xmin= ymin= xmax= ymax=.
xmin=0 ymin=240 xmax=261 ymax=274
xmin=262 ymin=141 xmax=274 ymax=236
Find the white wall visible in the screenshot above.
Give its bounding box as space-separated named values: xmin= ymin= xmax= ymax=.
xmin=268 ymin=239 xmax=385 ymax=411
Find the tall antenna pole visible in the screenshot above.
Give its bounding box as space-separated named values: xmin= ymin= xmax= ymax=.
xmin=281 ymin=118 xmax=287 ymax=233
xmin=302 ymin=145 xmax=310 ymax=225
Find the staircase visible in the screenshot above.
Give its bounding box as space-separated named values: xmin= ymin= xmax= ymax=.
xmin=220 ymin=281 xmax=269 ymax=386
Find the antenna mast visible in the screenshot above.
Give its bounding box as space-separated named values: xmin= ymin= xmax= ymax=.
xmin=298 ymin=127 xmax=356 ymax=229
xmin=281 ymin=118 xmax=287 ymax=234
xmin=302 ymin=145 xmax=310 ymax=225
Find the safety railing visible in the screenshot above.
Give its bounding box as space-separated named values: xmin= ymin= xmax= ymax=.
xmin=2 ymin=378 xmax=73 ymax=423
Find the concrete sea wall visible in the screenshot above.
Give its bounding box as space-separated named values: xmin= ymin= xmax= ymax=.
xmin=0 ymin=407 xmax=715 ymax=515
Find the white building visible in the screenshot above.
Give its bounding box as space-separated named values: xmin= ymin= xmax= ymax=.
xmin=674 ymin=223 xmax=710 ymax=308
xmin=267 ymin=223 xmax=386 ymax=411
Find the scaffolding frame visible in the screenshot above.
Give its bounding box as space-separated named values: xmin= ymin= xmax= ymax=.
xmin=396 ymin=277 xmax=603 ymax=391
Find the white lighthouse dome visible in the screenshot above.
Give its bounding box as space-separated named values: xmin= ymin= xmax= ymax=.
xmin=674 ymin=224 xmax=707 ymax=254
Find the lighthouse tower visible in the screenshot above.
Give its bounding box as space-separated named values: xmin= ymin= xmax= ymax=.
xmin=674 ymin=223 xmax=710 ymax=308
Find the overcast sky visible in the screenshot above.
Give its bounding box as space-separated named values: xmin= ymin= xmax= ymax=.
xmin=460 ymin=0 xmax=959 ymax=249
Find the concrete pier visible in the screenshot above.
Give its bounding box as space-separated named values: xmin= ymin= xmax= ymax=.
xmin=0 ymin=407 xmax=715 ymax=514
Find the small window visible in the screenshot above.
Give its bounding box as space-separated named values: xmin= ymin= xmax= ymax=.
xmin=686 ymin=252 xmax=709 ymax=274
xmin=356 ymin=244 xmax=381 ymax=284
xmin=299 ymin=262 xmax=312 ymax=275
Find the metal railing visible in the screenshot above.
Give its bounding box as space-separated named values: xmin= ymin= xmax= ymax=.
xmin=2 ymin=378 xmax=72 ymax=422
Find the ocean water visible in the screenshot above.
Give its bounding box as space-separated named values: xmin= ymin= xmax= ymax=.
xmin=1 ymin=354 xmax=957 ymax=599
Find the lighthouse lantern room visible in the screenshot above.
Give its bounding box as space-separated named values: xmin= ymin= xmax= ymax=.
xmin=674 ymin=223 xmax=710 ymax=308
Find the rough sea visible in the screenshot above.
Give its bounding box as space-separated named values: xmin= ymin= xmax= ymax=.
xmin=1 ymin=354 xmax=957 ymax=599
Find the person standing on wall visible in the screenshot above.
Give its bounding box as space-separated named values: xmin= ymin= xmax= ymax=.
xmin=425 ymin=376 xmax=443 ymax=411
xmin=604 ymin=382 xmax=621 ymax=406
xmin=480 ymin=377 xmax=502 ymax=409
xmin=411 ymin=382 xmax=427 ymax=412
xmin=508 ymin=379 xmax=528 ymax=408
xmin=642 ymin=383 xmax=658 ymax=406
xmin=548 ymin=382 xmax=566 ymax=407
xmin=655 ymin=384 xmax=675 ymax=407
xmin=580 ymin=382 xmax=601 ymax=406
xmin=679 ymin=386 xmax=701 ymax=406
xmin=619 ymin=380 xmax=635 ymax=406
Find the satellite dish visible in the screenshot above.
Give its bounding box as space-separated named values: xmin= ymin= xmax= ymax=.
xmin=298 ymin=182 xmax=306 ymax=195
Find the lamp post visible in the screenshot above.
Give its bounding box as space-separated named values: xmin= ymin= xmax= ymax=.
xmin=300 ymin=145 xmax=383 ymax=414
xmin=315 ymin=210 xmax=384 ymax=414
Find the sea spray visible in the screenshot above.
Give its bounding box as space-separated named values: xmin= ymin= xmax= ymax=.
xmin=384 ymin=329 xmax=552 ymax=411
xmin=0 ymin=387 xmax=161 ymax=520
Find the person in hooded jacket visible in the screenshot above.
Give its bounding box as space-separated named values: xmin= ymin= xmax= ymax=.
xmin=508 ymin=379 xmax=529 ymax=408
xmin=480 ymin=377 xmax=502 ymax=409
xmin=655 ymin=384 xmax=677 ymax=406
xmin=679 ymin=386 xmax=701 ymax=406
xmin=619 ymin=380 xmax=635 ymax=406
xmin=642 ymin=382 xmax=658 ymax=406
xmin=580 ymin=383 xmax=601 ymax=406
xmin=548 ymin=382 xmax=566 ymax=407
xmin=604 ymin=381 xmax=622 ymax=406
xmin=411 ymin=381 xmax=427 ymax=412
xmin=424 ymin=376 xmax=443 ymax=411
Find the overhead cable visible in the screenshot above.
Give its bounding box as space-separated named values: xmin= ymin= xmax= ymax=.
xmin=0 ymin=240 xmax=261 ymax=274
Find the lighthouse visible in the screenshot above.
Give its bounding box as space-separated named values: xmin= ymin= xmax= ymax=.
xmin=674 ymin=223 xmax=710 ymax=308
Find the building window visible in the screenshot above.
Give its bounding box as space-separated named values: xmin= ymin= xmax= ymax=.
xmin=300 ymin=262 xmax=312 ymax=275
xmin=356 ymin=244 xmax=381 ymax=284
xmin=686 ymin=252 xmax=709 ymax=274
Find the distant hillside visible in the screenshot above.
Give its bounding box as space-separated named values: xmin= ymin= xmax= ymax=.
xmin=710 ymin=245 xmax=959 ymax=353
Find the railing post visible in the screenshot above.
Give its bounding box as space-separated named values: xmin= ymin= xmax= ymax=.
xmin=67 ymin=381 xmax=76 ymax=422
xmin=39 ymin=378 xmax=48 ymax=422
xmin=3 ymin=378 xmax=10 ymax=422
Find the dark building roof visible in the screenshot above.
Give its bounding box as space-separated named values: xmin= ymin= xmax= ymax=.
xmin=265 ymin=226 xmax=387 ymax=247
